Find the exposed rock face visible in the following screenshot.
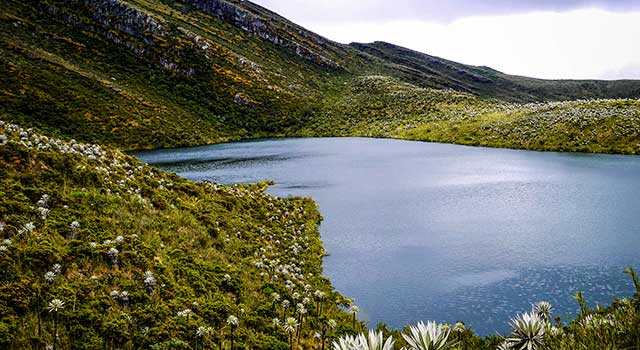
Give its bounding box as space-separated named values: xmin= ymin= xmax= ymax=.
xmin=42 ymin=0 xmax=199 ymax=76
xmin=233 ymin=92 xmax=256 ymax=107
xmin=85 ymin=0 xmax=168 ymax=44
xmin=41 ymin=0 xmax=340 ymax=74
xmin=176 ymin=0 xmax=340 ymax=69
xmin=47 ymin=0 xmax=167 ymax=45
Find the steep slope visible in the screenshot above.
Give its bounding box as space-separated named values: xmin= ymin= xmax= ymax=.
xmin=0 ymin=0 xmax=363 ymax=149
xmin=352 ymin=41 xmax=640 ymax=102
xmin=2 ymin=0 xmax=640 ymax=153
xmin=0 ymin=119 xmax=359 ymax=349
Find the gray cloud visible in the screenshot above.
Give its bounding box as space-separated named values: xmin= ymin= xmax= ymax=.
xmin=253 ymin=0 xmax=640 ymax=23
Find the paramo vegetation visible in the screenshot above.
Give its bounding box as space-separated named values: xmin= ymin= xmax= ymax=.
xmin=2 ymin=0 xmax=640 ymax=349
xmin=2 ymin=121 xmax=640 ymax=350
xmin=0 ymin=120 xmax=361 ymax=349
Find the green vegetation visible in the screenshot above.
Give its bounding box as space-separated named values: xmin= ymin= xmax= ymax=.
xmin=1 ymin=0 xmax=639 ymax=153
xmin=330 ymin=288 xmax=640 ymax=350
xmin=2 ymin=0 xmax=640 ymax=348
xmin=2 ymin=120 xmax=639 ymax=349
xmin=0 ymin=120 xmax=361 ymax=349
xmin=305 ymin=76 xmax=640 ymax=154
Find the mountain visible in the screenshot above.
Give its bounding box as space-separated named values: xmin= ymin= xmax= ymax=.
xmin=1 ymin=0 xmax=640 ymax=153
xmin=352 ymin=41 xmax=640 ymax=102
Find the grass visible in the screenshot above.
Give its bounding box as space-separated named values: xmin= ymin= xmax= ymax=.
xmin=2 ymin=120 xmax=640 ymax=349
xmin=303 ymin=76 xmax=640 ymax=154
xmin=1 ymin=1 xmax=640 ymax=154
xmin=0 ymin=120 xmax=362 ymax=349
xmin=2 ymin=0 xmax=640 ymax=348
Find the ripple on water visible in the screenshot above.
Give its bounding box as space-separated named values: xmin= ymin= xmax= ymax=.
xmin=133 ymin=138 xmax=640 ymax=336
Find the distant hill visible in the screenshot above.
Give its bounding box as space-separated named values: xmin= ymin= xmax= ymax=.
xmin=351 ymin=41 xmax=640 ymax=102
xmin=1 ymin=0 xmax=639 ymax=153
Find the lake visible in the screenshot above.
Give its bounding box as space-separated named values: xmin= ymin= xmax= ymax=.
xmin=133 ymin=137 xmax=640 ymax=335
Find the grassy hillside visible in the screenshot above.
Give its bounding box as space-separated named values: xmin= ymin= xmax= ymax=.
xmin=353 ymin=42 xmax=640 ymax=102
xmin=0 ymin=119 xmax=362 ymax=349
xmin=0 ymin=0 xmax=354 ymax=149
xmin=302 ymin=76 xmax=640 ymax=154
xmin=2 ymin=1 xmax=640 ymax=349
xmin=1 ymin=0 xmax=640 ymax=153
xmin=2 ymin=119 xmax=640 ymax=349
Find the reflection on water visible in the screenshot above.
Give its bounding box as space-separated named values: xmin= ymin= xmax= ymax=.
xmin=133 ymin=137 xmax=640 ymax=335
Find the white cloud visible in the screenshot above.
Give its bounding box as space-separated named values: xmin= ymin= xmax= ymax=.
xmin=299 ymin=9 xmax=640 ymax=80
xmin=254 ymin=0 xmax=640 ymax=23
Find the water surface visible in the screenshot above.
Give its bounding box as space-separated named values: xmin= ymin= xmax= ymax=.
xmin=134 ymin=138 xmax=640 ymax=335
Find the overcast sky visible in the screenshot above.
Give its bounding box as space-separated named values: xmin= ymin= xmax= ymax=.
xmin=252 ymin=0 xmax=640 ymax=80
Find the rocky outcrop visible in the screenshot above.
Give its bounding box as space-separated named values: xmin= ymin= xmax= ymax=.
xmin=42 ymin=0 xmax=198 ymax=76
xmin=47 ymin=0 xmax=167 ymax=45
xmin=40 ymin=0 xmax=339 ymax=75
xmin=176 ymin=0 xmax=340 ymax=69
xmin=233 ymin=92 xmax=256 ymax=107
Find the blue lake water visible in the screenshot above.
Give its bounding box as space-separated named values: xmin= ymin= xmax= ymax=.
xmin=133 ymin=137 xmax=640 ymax=335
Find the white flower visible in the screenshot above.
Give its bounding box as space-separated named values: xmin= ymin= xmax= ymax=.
xmin=143 ymin=271 xmax=157 ymax=290
xmin=52 ymin=264 xmax=62 ymax=275
xmin=283 ymin=317 xmax=298 ymax=334
xmin=0 ymin=246 xmax=7 ymax=254
xmin=272 ymin=318 xmax=281 ymax=327
xmin=532 ymin=301 xmax=553 ymax=322
xmin=36 ymin=207 xmax=49 ymax=220
xmin=353 ymin=330 xmax=394 ymax=350
xmin=2 ymin=239 xmax=11 ymax=246
xmin=178 ymin=309 xmax=193 ymax=318
xmin=506 ymin=312 xmax=545 ymax=350
xmin=89 ymin=242 xmax=97 ymax=249
xmin=115 ymin=235 xmax=124 ymax=243
xmin=110 ymin=290 xmax=120 ymax=299
xmin=350 ymin=305 xmax=359 ymax=314
xmin=402 ymin=321 xmax=455 ymax=350
xmin=327 ymin=319 xmax=337 ymax=329
xmin=0 ymin=135 xmax=7 ymax=145
xmin=107 ymin=247 xmax=119 ymax=258
xmin=226 ymin=315 xmax=239 ymax=327
xmin=0 ymin=222 xmax=5 ymax=231
xmin=44 ymin=271 xmax=56 ymax=283
xmin=48 ymin=299 xmax=65 ymax=313
xmin=19 ymin=222 xmax=35 ymax=235
xmin=36 ymin=194 xmax=50 ymax=209
xmin=196 ymin=326 xmax=213 ymax=337
xmin=271 ymin=292 xmax=280 ymax=302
